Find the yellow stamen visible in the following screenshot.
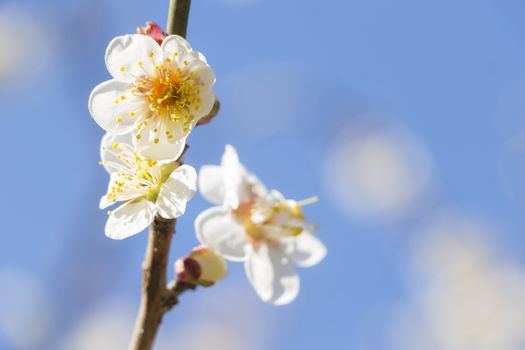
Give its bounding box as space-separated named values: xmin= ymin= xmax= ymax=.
xmin=296 ymin=196 xmax=319 ymax=207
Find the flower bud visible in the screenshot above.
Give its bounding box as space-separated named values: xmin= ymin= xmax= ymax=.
xmin=175 ymin=246 xmax=227 ymax=287
xmin=136 ymin=21 xmax=167 ymax=45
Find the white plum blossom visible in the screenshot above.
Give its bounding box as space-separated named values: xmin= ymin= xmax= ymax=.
xmin=195 ymin=145 xmax=326 ymax=305
xmin=99 ymin=133 xmax=197 ymax=239
xmin=89 ymin=34 xmax=216 ymax=161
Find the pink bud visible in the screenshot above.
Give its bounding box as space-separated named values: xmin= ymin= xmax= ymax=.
xmin=136 ymin=21 xmax=167 ymax=45
xmin=175 ymin=246 xmax=227 ymax=287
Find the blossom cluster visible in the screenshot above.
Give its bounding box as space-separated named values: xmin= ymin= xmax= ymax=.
xmin=88 ymin=24 xmax=325 ymax=304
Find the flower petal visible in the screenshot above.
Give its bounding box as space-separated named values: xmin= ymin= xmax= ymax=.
xmin=244 ymin=243 xmax=300 ymax=305
xmin=100 ymin=177 xmax=144 ymax=207
xmin=190 ymin=50 xmax=208 ymax=64
xmin=157 ymin=164 xmax=197 ymax=219
xmin=99 ymin=132 xmax=134 ymax=174
xmin=99 ymin=172 xmax=119 ymax=209
xmin=134 ymin=117 xmax=186 ymax=162
xmin=160 ymin=34 xmax=192 ymax=65
xmin=106 ymin=34 xmax=161 ymax=82
xmin=222 ymin=144 xmax=246 ymax=208
xmin=282 ymin=231 xmax=327 ymax=268
xmin=193 ymin=89 xmax=216 ymax=120
xmin=221 ymin=145 xmax=267 ymax=208
xmin=198 ymin=165 xmax=225 ymax=205
xmin=105 ymin=199 xmax=156 ymax=240
xmin=190 ymin=61 xmax=215 ymax=87
xmin=99 ymin=196 xmax=112 ymax=209
xmin=89 ymin=79 xmax=144 ymax=135
xmin=194 ymin=206 xmax=249 ymax=261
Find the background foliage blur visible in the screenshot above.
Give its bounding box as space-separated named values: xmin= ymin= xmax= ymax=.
xmin=2 ymin=0 xmax=525 ymax=349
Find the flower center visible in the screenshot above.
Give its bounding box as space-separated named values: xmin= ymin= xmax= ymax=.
xmin=134 ymin=62 xmax=203 ymax=133
xmin=234 ymin=197 xmax=316 ymax=244
xmin=101 ymin=142 xmax=178 ymax=205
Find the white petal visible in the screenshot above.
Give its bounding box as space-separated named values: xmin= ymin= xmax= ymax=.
xmin=245 ymin=172 xmax=268 ymax=198
xmin=222 ymin=145 xmax=246 ymax=208
xmin=99 ymin=172 xmax=119 ymax=209
xmin=106 ymin=34 xmax=161 ymax=82
xmin=193 ymin=89 xmax=216 ymax=120
xmin=222 ymin=144 xmax=241 ymax=170
xmin=198 ymin=165 xmax=225 ymax=205
xmin=245 ymin=243 xmax=300 ymax=305
xmin=189 ymin=60 xmax=215 ymax=87
xmin=105 ymin=199 xmax=156 ymax=240
xmin=160 ymin=35 xmax=192 ymax=65
xmin=136 ymin=137 xmax=186 ymax=163
xmin=100 ymin=133 xmax=134 ymax=173
xmin=186 ymin=60 xmax=215 ymax=121
xmin=269 ymin=189 xmax=286 ymax=202
xmin=89 ymin=80 xmax=144 ymax=135
xmin=99 ymin=195 xmax=113 ymax=210
xmin=157 ymin=165 xmax=197 ymax=219
xmin=100 ymin=174 xmax=144 ymax=207
xmin=194 ymin=206 xmax=249 ymax=261
xmin=190 ymin=50 xmax=207 ymax=63
xmin=221 ymin=145 xmax=267 ymax=207
xmin=134 ymin=117 xmax=186 ymax=162
xmin=282 ymin=231 xmax=327 ymax=267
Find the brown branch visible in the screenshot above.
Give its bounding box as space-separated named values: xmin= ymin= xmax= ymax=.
xmin=128 ymin=2 xmax=193 ymax=348
xmin=129 ymin=216 xmax=176 ymax=350
xmin=163 ymin=280 xmax=197 ymax=311
xmin=128 ymin=216 xmax=198 ymax=350
xmin=167 ymin=0 xmax=192 ymax=38
xmin=128 ymin=1 xmax=221 ymax=349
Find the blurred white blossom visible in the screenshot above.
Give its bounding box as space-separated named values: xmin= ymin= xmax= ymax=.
xmin=169 ymin=284 xmax=270 ymax=350
xmin=391 ymin=211 xmax=525 ymax=350
xmin=59 ymin=297 xmax=174 ymax=350
xmin=0 ymin=4 xmax=55 ymax=85
xmin=59 ymin=298 xmax=134 ymax=350
xmin=324 ymin=123 xmax=434 ymax=220
xmin=175 ymin=322 xmax=254 ymax=350
xmin=61 ymin=287 xmax=270 ymax=350
xmin=196 ymin=145 xmax=326 ymax=305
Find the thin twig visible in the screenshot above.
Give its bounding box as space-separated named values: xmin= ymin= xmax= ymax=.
xmin=163 ymin=280 xmax=197 ymax=311
xmin=167 ymin=0 xmax=192 ymax=38
xmin=129 ymin=216 xmax=176 ymax=350
xmin=128 ymin=1 xmax=192 ymax=348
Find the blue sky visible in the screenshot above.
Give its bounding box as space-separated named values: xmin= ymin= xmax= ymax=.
xmin=2 ymin=0 xmax=525 ymax=349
